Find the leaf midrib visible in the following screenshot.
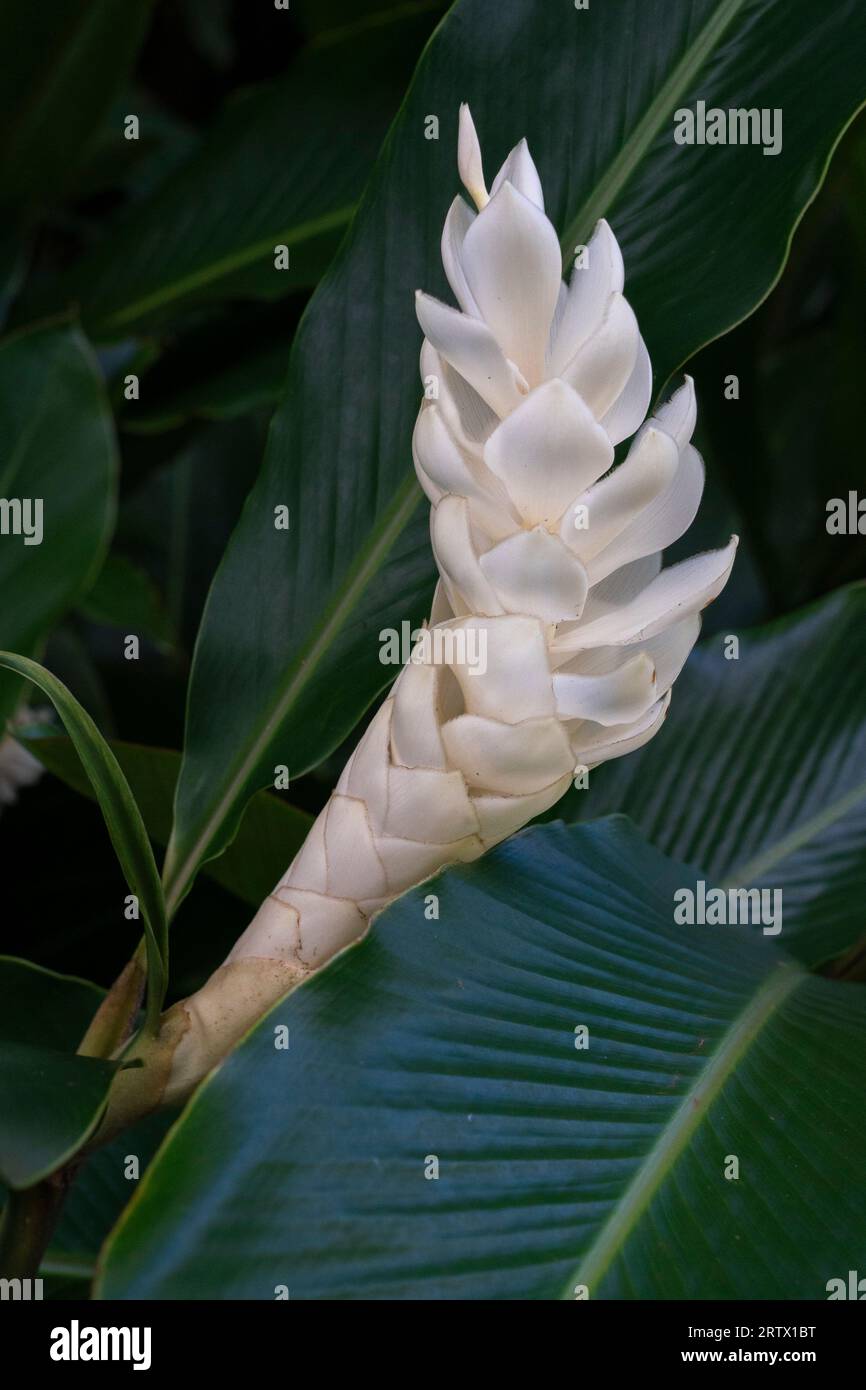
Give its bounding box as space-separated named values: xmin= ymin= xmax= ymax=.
xmin=100 ymin=204 xmax=356 ymax=330
xmin=164 ymin=474 xmax=423 ymax=912
xmin=560 ymin=959 xmax=803 ymax=1298
xmin=98 ymin=2 xmax=448 ymax=329
xmin=558 ymin=0 xmax=750 ymax=260
xmin=720 ymin=777 xmax=866 ymax=888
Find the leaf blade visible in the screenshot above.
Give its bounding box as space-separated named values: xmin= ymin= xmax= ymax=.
xmin=0 ymin=654 xmax=167 ymax=1030
xmin=0 ymin=0 xmax=154 ymax=210
xmin=0 ymin=958 xmax=114 ymax=1190
xmin=96 ymin=820 xmax=866 ymax=1298
xmin=31 ymin=5 xmax=446 ymax=333
xmin=0 ymin=322 xmax=118 ymax=723
xmin=22 ymin=734 xmax=312 ymax=909
xmin=554 ymin=585 xmax=866 ymax=968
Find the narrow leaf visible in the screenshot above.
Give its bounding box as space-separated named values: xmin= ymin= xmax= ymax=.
xmin=0 ymin=654 xmax=167 ymax=1030
xmin=22 ymin=734 xmax=312 ymax=909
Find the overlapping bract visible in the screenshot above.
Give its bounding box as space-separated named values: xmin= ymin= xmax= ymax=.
xmin=227 ymin=105 xmax=736 ymax=982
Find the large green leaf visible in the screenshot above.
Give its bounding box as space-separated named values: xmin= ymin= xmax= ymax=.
xmin=40 ymin=1109 xmax=175 ymax=1294
xmin=0 ymin=958 xmax=114 ymax=1189
xmin=35 ymin=4 xmax=445 ymax=336
xmin=165 ymin=0 xmax=866 ymax=909
xmin=0 ymin=0 xmax=154 ymax=211
xmin=96 ymin=819 xmax=866 ymax=1299
xmin=21 ymin=734 xmax=312 ymax=909
xmin=0 ymin=956 xmax=104 ymax=1048
xmin=0 ymin=323 xmax=118 ymax=723
xmin=0 ymin=655 xmax=167 ymax=1031
xmin=552 ymin=585 xmax=866 ymax=969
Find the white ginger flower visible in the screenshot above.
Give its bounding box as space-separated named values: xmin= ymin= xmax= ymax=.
xmin=410 ymin=103 xmax=737 ymax=812
xmin=161 ymin=106 xmax=736 ymax=1102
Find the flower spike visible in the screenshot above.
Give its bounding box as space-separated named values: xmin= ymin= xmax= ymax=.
xmin=155 ymin=108 xmax=736 ymax=1105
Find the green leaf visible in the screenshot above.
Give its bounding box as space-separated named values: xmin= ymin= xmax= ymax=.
xmin=22 ymin=734 xmax=312 ymax=909
xmin=176 ymin=0 xmax=233 ymax=72
xmin=0 ymin=0 xmax=154 ymax=211
xmin=0 ymin=227 xmax=27 ymax=329
xmin=0 ymin=955 xmax=104 ymax=1049
xmin=165 ymin=0 xmax=866 ymax=908
xmin=0 ymin=323 xmax=118 ymax=723
xmin=0 ymin=958 xmax=114 ymax=1189
xmin=42 ymin=1108 xmax=175 ymax=1291
xmin=126 ymin=336 xmax=291 ymax=433
xmin=294 ymin=0 xmax=442 ymax=38
xmin=553 ymin=585 xmax=866 ymax=969
xmin=65 ymin=89 xmax=199 ymax=208
xmin=37 ymin=5 xmax=445 ymax=335
xmin=113 ymin=417 xmax=267 ymax=658
xmin=42 ymin=626 xmax=117 ymax=739
xmin=79 ymin=554 xmax=175 ymax=648
xmin=0 ymin=655 xmax=167 ymax=1030
xmin=96 ymin=819 xmax=866 ymax=1299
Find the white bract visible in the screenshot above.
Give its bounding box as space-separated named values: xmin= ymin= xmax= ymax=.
xmin=162 ymin=107 xmax=736 ymax=1101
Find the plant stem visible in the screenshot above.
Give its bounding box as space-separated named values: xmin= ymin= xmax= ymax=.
xmin=0 ymin=1179 xmax=65 ymax=1281
xmin=78 ymin=943 xmax=147 ymax=1058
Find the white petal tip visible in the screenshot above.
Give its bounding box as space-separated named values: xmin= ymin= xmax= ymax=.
xmin=458 ymin=103 xmax=488 ymax=210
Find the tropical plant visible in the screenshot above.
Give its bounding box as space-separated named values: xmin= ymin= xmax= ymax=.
xmin=1 ymin=0 xmax=865 ymax=1303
